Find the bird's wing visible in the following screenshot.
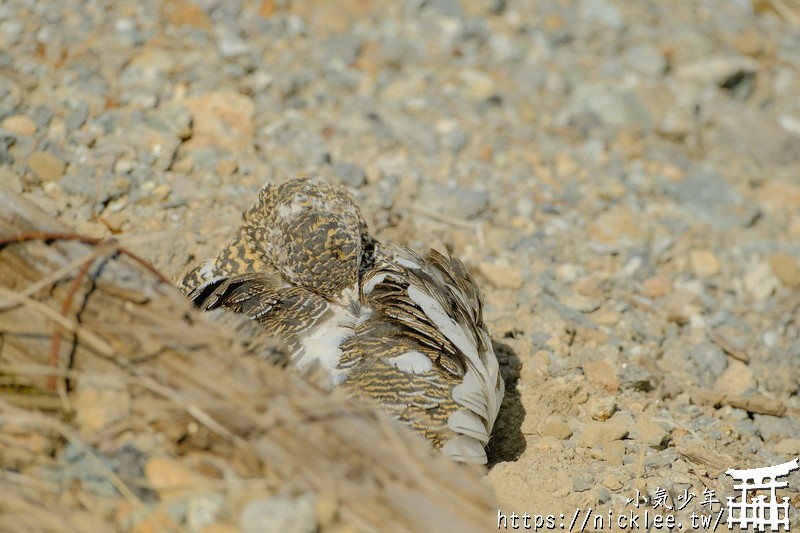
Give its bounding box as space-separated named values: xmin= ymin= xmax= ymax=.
xmin=352 ymin=245 xmax=504 ymax=463
xmin=186 ymin=271 xmax=330 ymax=353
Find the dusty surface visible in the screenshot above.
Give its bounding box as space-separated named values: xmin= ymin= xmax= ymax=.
xmin=2 ymin=0 xmax=800 ymax=529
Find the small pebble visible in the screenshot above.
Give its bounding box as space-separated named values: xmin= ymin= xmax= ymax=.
xmin=572 ymin=476 xmax=592 ymax=492
xmin=561 ymin=294 xmax=600 ymax=313
xmin=642 ymin=276 xmax=671 ymax=298
xmin=27 ymin=151 xmax=66 ymax=181
xmin=583 ymin=360 xmax=619 ymax=392
xmin=556 ymin=263 xmax=579 ymax=284
xmin=576 ymin=412 xmax=630 ymax=447
xmin=541 ymin=420 xmax=573 ymax=440
xmin=633 ymin=418 xmax=668 ymax=449
xmin=239 ymin=494 xmax=317 ymax=533
xmin=618 ymin=363 xmax=654 ymax=391
xmin=744 ymin=260 xmax=779 ymax=301
xmin=332 ymin=162 xmax=367 ymax=188
xmin=2 ymin=114 xmax=37 ymax=136
xmin=478 ymin=260 xmax=523 ymax=289
xmin=690 ymin=249 xmax=722 ymax=277
xmin=767 ymin=252 xmax=800 ymax=287
xmin=187 ymin=493 xmax=225 ymax=532
xmin=460 ymin=69 xmax=497 ymax=102
xmin=714 ymin=360 xmax=756 ymax=396
xmin=773 ymin=438 xmax=800 ymax=455
xmin=74 ymin=380 xmax=131 ymax=436
xmin=144 ymin=457 xmax=207 ymax=502
xmin=688 ymin=342 xmax=728 ymax=388
xmin=586 ymin=396 xmax=617 ymax=421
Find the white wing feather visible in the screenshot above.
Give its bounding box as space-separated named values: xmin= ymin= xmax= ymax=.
xmin=406 ymin=281 xmax=502 ymax=463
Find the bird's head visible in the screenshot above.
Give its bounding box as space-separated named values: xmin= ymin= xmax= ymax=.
xmin=243 ymin=177 xmax=370 ymax=303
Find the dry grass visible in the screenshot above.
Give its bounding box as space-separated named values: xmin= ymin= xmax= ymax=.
xmin=0 ymin=185 xmax=496 ymax=532
xmin=754 ymin=0 xmax=800 ymax=25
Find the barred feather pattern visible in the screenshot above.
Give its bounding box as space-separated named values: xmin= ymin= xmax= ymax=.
xmin=179 ymin=177 xmax=504 ymax=464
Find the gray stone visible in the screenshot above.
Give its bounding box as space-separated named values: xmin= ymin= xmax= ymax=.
xmin=383 ymin=112 xmax=440 ymax=154
xmin=573 ymin=476 xmax=593 ymax=492
xmin=217 ymin=30 xmax=250 ymax=58
xmin=688 ymin=342 xmax=728 ymax=388
xmin=332 ymin=161 xmax=367 ymax=188
xmin=415 ymin=0 xmax=463 ymax=18
xmin=240 ymin=493 xmax=317 ymax=533
xmin=644 ymin=448 xmax=678 ymax=469
xmin=420 ymin=182 xmax=489 ymax=220
xmin=118 ymin=48 xmax=173 ymax=107
xmin=688 ymin=415 xmax=721 ymax=433
xmin=291 ymin=130 xmax=329 ymax=166
xmin=619 ymin=363 xmax=654 ymax=391
xmin=127 ymin=122 xmax=181 ymax=170
xmin=733 ymin=418 xmax=758 ymax=438
xmin=566 ymin=84 xmax=650 ymax=130
xmin=114 ymin=17 xmax=136 ymax=34
xmin=322 ymin=33 xmax=362 ymax=66
xmin=144 ymin=104 xmax=193 ymax=141
xmin=61 ymin=169 xmax=132 ymax=203
xmin=0 ymin=77 xmax=22 ymax=116
xmin=30 ymin=105 xmax=54 ymax=130
xmin=64 ymin=98 xmax=89 ymax=130
xmin=578 ymin=0 xmax=625 ymax=30
xmin=778 ymin=32 xmax=800 ymax=69
xmin=623 ymin=45 xmax=667 ymax=78
xmin=370 ymin=172 xmax=397 ymax=210
xmin=673 ymin=54 xmax=758 ymax=91
xmin=187 ymin=493 xmax=225 ymax=532
xmin=59 ymin=444 xmax=118 ymax=497
xmin=754 ymin=414 xmax=800 ymax=442
xmin=709 ymin=101 xmax=800 ymax=166
xmin=669 ymin=165 xmax=745 ymax=228
xmin=115 ymin=444 xmax=154 ymax=501
xmin=0 ymin=19 xmax=23 ymax=48
xmin=441 ymin=124 xmax=469 ymax=153
xmin=0 ymin=132 xmax=14 ymax=165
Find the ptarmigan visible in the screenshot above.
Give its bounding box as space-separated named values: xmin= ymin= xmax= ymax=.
xmin=179 ymin=177 xmax=504 ymax=464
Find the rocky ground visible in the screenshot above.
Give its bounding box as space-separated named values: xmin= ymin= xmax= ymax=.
xmin=2 ymin=0 xmax=800 ymax=530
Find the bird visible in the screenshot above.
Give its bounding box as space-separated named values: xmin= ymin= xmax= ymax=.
xmin=178 ymin=176 xmax=504 ymax=464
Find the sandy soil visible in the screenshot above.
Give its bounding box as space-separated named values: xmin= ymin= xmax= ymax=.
xmin=2 ymin=0 xmax=800 ymax=530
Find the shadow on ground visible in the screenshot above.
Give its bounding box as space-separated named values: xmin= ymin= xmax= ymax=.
xmin=488 ymin=340 xmax=526 ymax=467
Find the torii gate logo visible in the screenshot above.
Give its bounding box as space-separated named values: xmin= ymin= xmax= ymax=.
xmin=725 ymin=458 xmax=799 ymax=531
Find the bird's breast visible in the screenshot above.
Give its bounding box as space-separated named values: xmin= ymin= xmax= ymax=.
xmin=293 ymin=304 xmax=372 ymax=387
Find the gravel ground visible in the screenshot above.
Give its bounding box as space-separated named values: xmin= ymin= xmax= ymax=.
xmin=2 ymin=0 xmax=800 ymax=530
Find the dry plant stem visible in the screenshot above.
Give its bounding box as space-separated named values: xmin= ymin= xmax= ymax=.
xmin=0 ymin=250 xmax=100 ymax=310
xmin=0 ymin=233 xmax=169 ymax=391
xmin=402 ymin=202 xmax=478 ymax=230
xmin=770 ymin=0 xmax=800 ymax=25
xmin=130 ymin=368 xmax=250 ymax=448
xmin=0 ymin=232 xmax=171 ymax=284
xmin=705 ymin=327 xmax=750 ymax=363
xmin=49 ymin=256 xmax=95 ymax=391
xmin=0 ymin=287 xmax=116 ymax=356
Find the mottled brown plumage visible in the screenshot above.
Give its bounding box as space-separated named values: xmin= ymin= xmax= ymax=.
xmin=179 ymin=177 xmax=504 ymax=463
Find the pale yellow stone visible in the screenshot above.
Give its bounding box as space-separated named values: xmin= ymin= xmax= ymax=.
xmin=28 ymin=151 xmax=66 ymax=181
xmin=478 ymin=261 xmax=523 ymax=289
xmin=689 ymin=249 xmax=721 ymax=277
xmin=1 ymin=114 xmax=36 ymax=136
